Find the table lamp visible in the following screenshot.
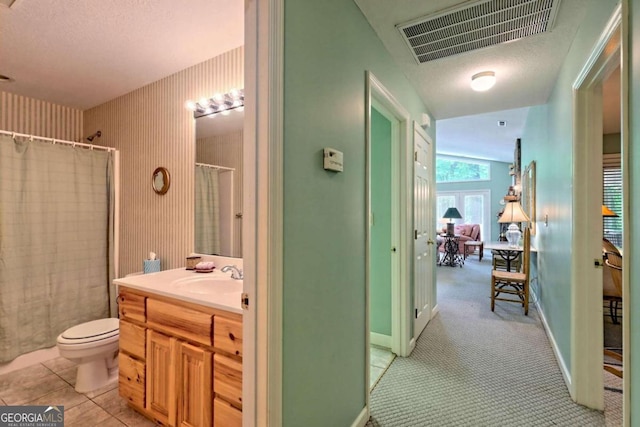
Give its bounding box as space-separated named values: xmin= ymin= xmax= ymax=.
xmin=442 ymin=207 xmax=462 ymax=236
xmin=498 ymin=201 xmax=530 ymax=247
xmin=602 ymin=205 xmax=618 ymax=217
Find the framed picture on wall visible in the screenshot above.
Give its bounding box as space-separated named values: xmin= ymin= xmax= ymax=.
xmin=522 ymin=160 xmax=536 ymax=235
xmin=513 ymin=138 xmax=521 ymax=188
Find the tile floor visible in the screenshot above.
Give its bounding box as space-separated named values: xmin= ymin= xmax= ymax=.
xmin=370 ymin=345 xmax=395 ymax=390
xmin=0 ymin=357 xmax=154 ymax=426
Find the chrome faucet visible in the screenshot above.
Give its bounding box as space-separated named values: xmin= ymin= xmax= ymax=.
xmin=221 ymin=265 xmax=243 ymax=280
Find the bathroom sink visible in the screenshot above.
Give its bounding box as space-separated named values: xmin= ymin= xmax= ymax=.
xmin=172 ymin=275 xmax=241 ymax=295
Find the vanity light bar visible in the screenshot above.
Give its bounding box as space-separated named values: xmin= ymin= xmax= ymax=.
xmin=185 ymin=89 xmax=244 ymax=118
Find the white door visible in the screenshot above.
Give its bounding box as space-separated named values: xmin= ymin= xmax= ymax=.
xmin=414 ymin=124 xmax=433 ymax=337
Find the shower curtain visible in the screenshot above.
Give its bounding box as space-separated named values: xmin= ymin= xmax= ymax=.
xmin=0 ymin=134 xmax=115 ymax=363
xmin=194 ymin=165 xmax=221 ymax=255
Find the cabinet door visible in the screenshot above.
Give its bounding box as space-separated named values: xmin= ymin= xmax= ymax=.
xmin=146 ymin=330 xmax=177 ymax=426
xmin=213 ymin=353 xmax=242 ymax=409
xmin=214 ymin=398 xmax=242 ymax=427
xmin=176 ymin=341 xmax=212 ymax=427
xmin=118 ymin=353 xmax=145 ymax=410
xmin=120 ymin=320 xmax=146 ymax=360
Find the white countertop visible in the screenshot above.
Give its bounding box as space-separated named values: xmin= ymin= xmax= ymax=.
xmin=114 ymin=267 xmax=243 ymax=314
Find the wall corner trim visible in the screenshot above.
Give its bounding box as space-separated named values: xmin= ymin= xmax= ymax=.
xmin=351 ymin=406 xmax=370 ymax=427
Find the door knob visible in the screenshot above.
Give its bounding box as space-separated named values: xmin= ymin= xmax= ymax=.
xmin=427 ymin=239 xmax=434 ymax=245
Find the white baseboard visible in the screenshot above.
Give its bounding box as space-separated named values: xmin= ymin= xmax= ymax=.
xmin=534 ymin=294 xmax=572 ymax=391
xmin=370 ymin=332 xmax=392 ymax=348
xmin=351 ymin=406 xmax=369 ymax=427
xmin=431 ymin=304 xmax=440 ymax=318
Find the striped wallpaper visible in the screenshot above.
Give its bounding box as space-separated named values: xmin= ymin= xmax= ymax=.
xmin=84 ymin=47 xmax=244 ymax=275
xmin=0 ymin=91 xmax=83 ymax=141
xmin=196 ymin=130 xmax=244 ymax=257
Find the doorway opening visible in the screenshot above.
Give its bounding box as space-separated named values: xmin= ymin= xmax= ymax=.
xmin=365 ymin=71 xmax=426 ymax=414
xmin=571 ymin=4 xmax=627 ymax=424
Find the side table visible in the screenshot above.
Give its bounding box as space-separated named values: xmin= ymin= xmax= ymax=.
xmin=464 ymin=241 xmax=484 ymax=261
xmin=438 ymin=235 xmax=464 ymax=267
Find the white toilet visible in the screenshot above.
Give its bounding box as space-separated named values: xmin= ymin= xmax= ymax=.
xmin=56 ymin=318 xmax=119 ymax=393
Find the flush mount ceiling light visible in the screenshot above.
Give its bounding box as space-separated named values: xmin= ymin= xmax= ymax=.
xmin=185 ymin=88 xmax=244 ymax=118
xmin=470 ymin=71 xmax=496 ymax=91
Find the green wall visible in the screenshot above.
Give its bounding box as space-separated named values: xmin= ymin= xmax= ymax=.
xmin=283 ymin=0 xmax=433 ymax=425
xmin=370 ymin=107 xmax=392 ymax=336
xmin=520 ymin=0 xmax=618 ymax=376
xmin=436 ymin=157 xmax=512 ymax=241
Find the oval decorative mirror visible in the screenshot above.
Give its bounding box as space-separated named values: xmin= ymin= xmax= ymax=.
xmin=152 ymin=167 xmax=170 ymax=195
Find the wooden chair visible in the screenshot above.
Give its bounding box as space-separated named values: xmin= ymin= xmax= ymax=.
xmin=491 ymin=251 xmax=522 ymax=272
xmin=603 ymin=251 xmax=622 ymax=324
xmin=603 ymin=251 xmax=623 ymax=378
xmin=491 ymin=228 xmax=530 ymax=315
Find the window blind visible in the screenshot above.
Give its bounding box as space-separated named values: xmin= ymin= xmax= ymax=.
xmin=603 ymin=153 xmax=622 ymax=247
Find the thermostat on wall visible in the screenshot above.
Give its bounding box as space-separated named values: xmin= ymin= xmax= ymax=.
xmin=323 ymin=148 xmax=343 ymax=172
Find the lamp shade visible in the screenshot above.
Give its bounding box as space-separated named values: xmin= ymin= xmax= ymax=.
xmin=443 ymin=207 xmax=462 ymax=220
xmin=602 ymin=205 xmax=618 ymax=217
xmin=498 ymin=201 xmax=530 ymax=223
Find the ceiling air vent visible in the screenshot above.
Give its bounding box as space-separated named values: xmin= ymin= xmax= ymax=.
xmin=397 ymin=0 xmax=561 ymax=64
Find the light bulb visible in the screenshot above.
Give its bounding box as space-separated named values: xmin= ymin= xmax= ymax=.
xmin=199 ymin=98 xmax=210 ymax=107
xmin=230 ymin=88 xmax=240 ymax=99
xmin=213 ymin=93 xmax=224 ymax=102
xmin=185 ymin=100 xmax=197 ymax=111
xmin=232 ymin=100 xmax=242 ymax=108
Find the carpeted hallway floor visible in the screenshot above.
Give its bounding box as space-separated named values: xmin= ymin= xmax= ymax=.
xmin=367 ymin=251 xmax=619 ymax=426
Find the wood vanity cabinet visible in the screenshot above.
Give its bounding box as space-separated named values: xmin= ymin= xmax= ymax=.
xmin=117 ymin=287 xmax=243 ymax=427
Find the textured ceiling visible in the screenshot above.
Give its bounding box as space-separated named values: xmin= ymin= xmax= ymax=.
xmin=354 ymin=0 xmax=588 ymax=120
xmin=436 ymin=107 xmax=530 ymax=163
xmin=354 ymin=0 xmax=595 ymax=162
xmin=0 ymin=0 xmax=243 ymax=110
xmin=0 ymin=1 xmax=614 ymax=163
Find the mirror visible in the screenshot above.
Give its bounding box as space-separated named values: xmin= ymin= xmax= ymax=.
xmin=152 ymin=167 xmax=170 ymax=195
xmin=194 ymin=109 xmax=244 ymax=257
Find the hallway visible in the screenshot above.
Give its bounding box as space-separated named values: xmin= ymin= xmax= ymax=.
xmin=367 ymin=253 xmax=613 ymax=426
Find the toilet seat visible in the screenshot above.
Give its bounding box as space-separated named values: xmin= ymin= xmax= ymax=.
xmin=57 ymin=318 xmax=119 ymax=346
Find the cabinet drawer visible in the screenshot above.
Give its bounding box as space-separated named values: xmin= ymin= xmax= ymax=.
xmin=147 ymin=298 xmax=213 ymax=346
xmin=119 ymin=353 xmax=145 ymax=409
xmin=214 ymin=316 xmax=242 ymax=357
xmin=119 ymin=320 xmax=146 ymax=360
xmin=118 ymin=290 xmax=146 ymax=322
xmin=214 ymin=397 xmax=242 ymax=427
xmin=214 ymin=353 xmax=242 ymax=408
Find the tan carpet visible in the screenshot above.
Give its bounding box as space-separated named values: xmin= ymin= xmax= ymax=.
xmin=367 ymin=251 xmax=609 ymax=426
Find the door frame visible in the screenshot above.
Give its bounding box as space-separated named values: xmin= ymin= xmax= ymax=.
xmin=364 ymin=71 xmax=414 ymax=411
xmin=368 ymin=97 xmax=401 ymax=351
xmin=571 ymin=3 xmax=628 ymax=421
xmin=244 ymin=0 xmax=284 ymax=425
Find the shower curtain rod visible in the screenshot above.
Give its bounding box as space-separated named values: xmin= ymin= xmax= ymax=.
xmin=196 ymin=162 xmax=235 ymax=172
xmin=0 ymin=130 xmax=115 ymax=152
